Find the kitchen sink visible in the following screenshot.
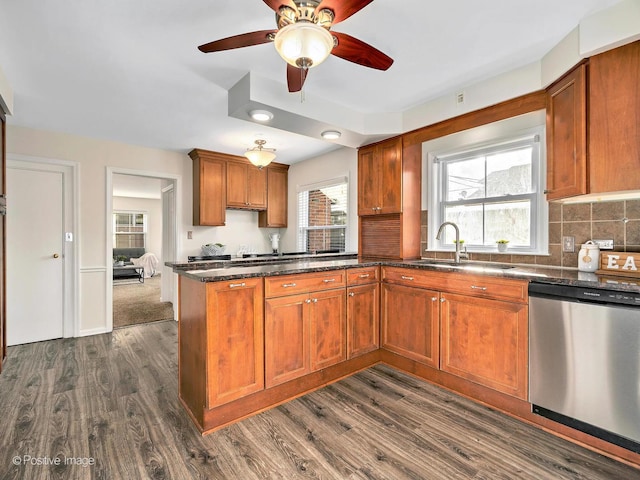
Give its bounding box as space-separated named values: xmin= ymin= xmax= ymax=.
xmin=414 ymin=260 xmax=516 ymax=271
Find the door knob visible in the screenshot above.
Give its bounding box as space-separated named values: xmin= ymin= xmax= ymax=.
xmin=53 ymin=253 xmax=60 ymax=258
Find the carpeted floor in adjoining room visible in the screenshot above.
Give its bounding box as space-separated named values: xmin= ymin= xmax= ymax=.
xmin=112 ymin=274 xmax=174 ymax=328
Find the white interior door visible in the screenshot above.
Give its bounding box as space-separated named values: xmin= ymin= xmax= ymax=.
xmin=7 ymin=166 xmax=64 ymax=345
xmin=161 ymin=183 xmax=176 ymax=306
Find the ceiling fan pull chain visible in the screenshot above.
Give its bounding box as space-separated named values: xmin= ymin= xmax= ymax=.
xmin=300 ymin=67 xmax=306 ymax=103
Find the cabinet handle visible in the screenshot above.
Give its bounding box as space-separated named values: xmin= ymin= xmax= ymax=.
xmin=401 ymin=275 xmax=414 ymax=281
xmin=312 ymin=298 xmax=318 ymax=303
xmin=431 ymin=297 xmax=438 ymax=301
xmin=229 ymin=282 xmax=246 ymax=288
xmin=440 ymin=298 xmax=446 ymax=303
xmin=371 ymin=207 xmax=377 ymax=211
xmin=470 ymin=285 xmax=487 ymax=291
xmin=323 ymin=278 xmax=336 ymax=283
xmin=305 ymin=299 xmax=311 ymax=304
xmin=543 ymin=189 xmax=551 ymax=194
xmin=282 ymin=283 xmax=297 ymax=288
xmin=358 ymin=273 xmax=370 ymax=279
xmin=349 ymin=292 xmax=355 ymax=297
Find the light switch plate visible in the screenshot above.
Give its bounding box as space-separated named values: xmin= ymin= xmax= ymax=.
xmin=593 ymin=239 xmax=614 ymax=250
xmin=562 ymin=236 xmax=575 ymax=252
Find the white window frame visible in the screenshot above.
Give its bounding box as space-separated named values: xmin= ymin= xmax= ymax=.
xmin=113 ymin=211 xmax=147 ymax=249
xmin=297 ymin=176 xmax=349 ymax=253
xmin=427 ymin=123 xmax=548 ymax=255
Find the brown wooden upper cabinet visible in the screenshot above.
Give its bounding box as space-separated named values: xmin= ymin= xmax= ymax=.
xmin=259 ymin=165 xmax=289 ymax=228
xmin=226 ymin=160 xmax=267 ymax=210
xmin=545 ymin=62 xmax=587 ymax=200
xmin=589 ymin=40 xmax=640 ymax=194
xmin=190 ymin=148 xmax=289 ymax=227
xmin=358 ymin=137 xmax=403 ymax=215
xmin=545 ymin=40 xmax=640 ymax=200
xmin=190 ymin=149 xmax=227 ymax=226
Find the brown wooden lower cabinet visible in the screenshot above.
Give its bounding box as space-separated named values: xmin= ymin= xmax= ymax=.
xmin=440 ymin=292 xmax=528 ymax=400
xmin=347 ymin=282 xmax=380 ymax=358
xmin=381 ymin=282 xmax=439 ymax=368
xmin=178 ymin=276 xmax=264 ymax=421
xmin=205 ymin=279 xmax=265 ymax=407
xmin=177 ymin=266 xmax=637 ymax=467
xmin=264 ymin=282 xmax=346 ymax=388
xmin=265 ymin=293 xmax=309 ymax=387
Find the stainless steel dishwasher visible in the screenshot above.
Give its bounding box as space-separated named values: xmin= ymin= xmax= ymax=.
xmin=529 ymin=281 xmax=640 ymax=453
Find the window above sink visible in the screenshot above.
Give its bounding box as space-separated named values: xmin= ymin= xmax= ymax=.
xmin=424 ymin=111 xmax=549 ymax=256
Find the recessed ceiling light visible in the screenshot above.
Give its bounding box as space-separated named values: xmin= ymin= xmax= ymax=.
xmin=249 ymin=109 xmax=274 ymax=122
xmin=321 ymin=130 xmax=341 ymax=140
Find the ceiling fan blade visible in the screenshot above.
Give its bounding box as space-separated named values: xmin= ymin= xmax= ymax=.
xmin=287 ymin=64 xmax=308 ymax=93
xmin=263 ymin=0 xmax=297 ymax=12
xmin=198 ymin=30 xmax=276 ymax=53
xmin=331 ymin=32 xmax=393 ymax=70
xmin=315 ymin=0 xmax=373 ymax=25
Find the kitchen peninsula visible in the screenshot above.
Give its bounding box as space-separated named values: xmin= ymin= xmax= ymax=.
xmin=170 ymin=254 xmax=640 ymax=467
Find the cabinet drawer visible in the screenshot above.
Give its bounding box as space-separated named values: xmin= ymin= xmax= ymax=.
xmin=265 ymin=270 xmax=346 ymax=297
xmin=382 ymin=266 xmax=438 ymax=289
xmin=347 ymin=266 xmax=380 ymax=286
xmin=442 ymin=274 xmax=528 ymax=303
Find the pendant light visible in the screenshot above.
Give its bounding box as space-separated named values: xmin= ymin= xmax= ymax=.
xmin=244 ymin=139 xmax=276 ymax=168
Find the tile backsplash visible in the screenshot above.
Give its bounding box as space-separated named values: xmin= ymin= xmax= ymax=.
xmin=421 ymin=199 xmax=640 ymax=268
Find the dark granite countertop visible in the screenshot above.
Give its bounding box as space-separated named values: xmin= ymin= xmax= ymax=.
xmin=169 ymin=254 xmax=640 ymax=294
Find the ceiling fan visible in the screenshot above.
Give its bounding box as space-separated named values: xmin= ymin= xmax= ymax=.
xmin=197 ymin=0 xmax=394 ymax=93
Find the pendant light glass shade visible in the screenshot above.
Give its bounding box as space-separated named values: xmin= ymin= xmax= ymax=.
xmin=245 ymin=140 xmax=276 ymax=168
xmin=274 ymin=22 xmax=334 ymax=68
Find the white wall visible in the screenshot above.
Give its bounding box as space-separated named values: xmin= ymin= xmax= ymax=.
xmin=281 ymin=147 xmax=358 ymax=254
xmin=112 ymin=196 xmax=163 ymax=262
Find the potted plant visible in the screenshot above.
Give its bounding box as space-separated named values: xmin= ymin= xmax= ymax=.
xmin=496 ymin=240 xmax=509 ymax=252
xmin=114 ymin=255 xmax=128 ymax=266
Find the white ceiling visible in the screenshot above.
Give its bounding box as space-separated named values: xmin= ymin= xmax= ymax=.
xmin=0 ymin=0 xmax=621 ymax=164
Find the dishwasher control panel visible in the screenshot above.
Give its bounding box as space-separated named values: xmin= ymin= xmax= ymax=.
xmin=529 ymin=282 xmax=640 ymax=307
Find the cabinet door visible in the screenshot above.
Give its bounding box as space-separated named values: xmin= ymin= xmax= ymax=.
xmin=246 ymin=166 xmax=267 ymax=209
xmin=206 ymin=279 xmax=264 ymax=407
xmin=259 ymin=167 xmax=288 ymax=228
xmin=381 ymin=283 xmax=439 ymax=368
xmin=347 ymin=283 xmax=380 ymax=358
xmin=226 ymin=161 xmax=248 ymax=208
xmin=589 ymin=41 xmax=640 ymax=193
xmin=227 ymin=162 xmax=267 ymax=209
xmin=440 ymin=292 xmax=528 ymax=399
xmin=265 ymin=293 xmax=309 ymax=387
xmin=545 ymin=63 xmax=587 ymax=200
xmin=310 ymin=288 xmax=346 ymax=371
xmin=377 ymin=138 xmax=402 ymax=214
xmin=194 ymin=157 xmax=226 ymax=226
xmin=358 ymin=145 xmax=379 ymax=216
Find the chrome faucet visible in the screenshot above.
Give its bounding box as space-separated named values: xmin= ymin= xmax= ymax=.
xmin=436 ymin=221 xmax=468 ymax=263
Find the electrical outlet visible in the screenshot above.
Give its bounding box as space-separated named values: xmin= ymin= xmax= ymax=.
xmin=562 ymin=236 xmax=575 ymax=253
xmin=593 ymin=239 xmax=614 ymax=250
xmin=187 ymin=231 xmax=193 ymax=240
xmin=456 ymin=91 xmax=465 ymax=105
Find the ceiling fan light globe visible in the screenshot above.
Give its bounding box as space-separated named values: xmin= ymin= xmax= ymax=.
xmin=274 ymin=22 xmax=333 ymax=68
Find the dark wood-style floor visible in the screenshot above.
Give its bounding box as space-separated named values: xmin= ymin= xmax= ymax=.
xmin=0 ymin=321 xmax=638 ymax=480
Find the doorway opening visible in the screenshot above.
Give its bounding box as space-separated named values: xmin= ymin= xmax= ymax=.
xmin=107 ymin=168 xmax=180 ymax=330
